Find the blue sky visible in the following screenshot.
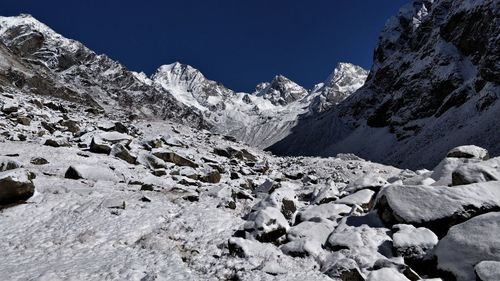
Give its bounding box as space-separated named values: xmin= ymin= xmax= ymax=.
xmin=2 ymin=0 xmax=409 ymax=92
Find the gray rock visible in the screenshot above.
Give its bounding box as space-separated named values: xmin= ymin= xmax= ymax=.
xmin=152 ymin=150 xmax=198 ymax=168
xmin=16 ymin=116 xmax=31 ymax=126
xmin=200 ymin=169 xmax=221 ymax=183
xmin=89 ymin=137 xmax=111 ymax=154
xmin=446 ymin=145 xmax=489 ymax=160
xmin=30 ymin=157 xmax=49 ymax=165
xmin=44 ymin=138 xmax=70 ymax=147
xmin=110 ymin=143 xmax=136 ymax=164
xmin=322 ymin=258 xmax=365 ymax=281
xmin=376 ymin=183 xmax=500 ymax=238
xmin=475 ymin=261 xmax=500 ymax=281
xmin=243 ymin=207 xmax=289 ymax=243
xmin=0 ymin=169 xmax=35 ymax=205
xmin=434 ymin=212 xmax=500 ymax=281
xmin=0 ymin=157 xmax=22 ymax=172
xmin=451 ymin=157 xmax=500 ymax=186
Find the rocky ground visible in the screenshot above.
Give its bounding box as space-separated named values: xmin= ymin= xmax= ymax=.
xmin=1 ymin=88 xmax=500 ymax=281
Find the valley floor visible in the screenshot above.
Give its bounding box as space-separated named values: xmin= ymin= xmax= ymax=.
xmin=1 ymin=92 xmax=499 ymax=281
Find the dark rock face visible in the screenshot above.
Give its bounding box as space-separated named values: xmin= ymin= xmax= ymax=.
xmin=89 ymin=137 xmax=112 ymax=154
xmin=268 ymin=0 xmax=500 ymax=169
xmin=0 ymin=169 xmax=35 ymax=205
xmin=64 ymin=166 xmax=83 ymax=180
xmin=110 ymin=144 xmax=136 ymax=164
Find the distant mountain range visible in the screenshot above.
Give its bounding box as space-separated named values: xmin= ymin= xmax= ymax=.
xmin=0 ymin=0 xmax=498 ymax=169
xmin=0 ymin=14 xmax=367 ymax=149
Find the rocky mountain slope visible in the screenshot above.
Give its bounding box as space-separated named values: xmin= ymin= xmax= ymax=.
xmin=0 ymin=14 xmax=368 ymax=150
xmin=2 ymin=74 xmax=500 ymax=280
xmin=1 ymin=1 xmax=500 ymax=280
xmin=0 ymin=14 xmax=209 ymax=129
xmin=269 ymin=0 xmax=500 ymax=169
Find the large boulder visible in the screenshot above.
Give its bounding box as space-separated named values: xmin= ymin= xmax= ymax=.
xmin=434 ymin=212 xmax=500 ymax=281
xmin=243 ymin=207 xmax=289 ymax=243
xmin=280 ymin=219 xmax=334 ymax=257
xmin=336 ymin=189 xmax=376 ymax=210
xmin=451 ymin=157 xmax=500 ymax=186
xmin=228 ymin=237 xmax=280 ymax=258
xmin=375 ymin=182 xmax=500 ymax=237
xmin=392 ymin=224 xmax=438 ymax=261
xmin=0 ymin=157 xmax=22 ymax=172
xmin=446 ymin=145 xmax=489 ymax=160
xmin=110 ymin=143 xmax=136 ymax=164
xmin=152 ymin=150 xmax=198 ymax=168
xmin=1 ymin=99 xmax=19 ymax=113
xmin=44 ymin=138 xmax=70 ymax=147
xmin=89 ymin=137 xmax=111 ymax=154
xmin=295 ymin=202 xmax=351 ymax=223
xmin=64 ymin=165 xmax=118 ymax=182
xmin=366 ymin=268 xmax=410 ymax=281
xmin=136 ymin=153 xmax=170 ymax=170
xmin=475 ymin=261 xmax=500 ymax=281
xmin=0 ymin=169 xmax=35 ymax=205
xmin=322 ymin=258 xmax=365 ymax=281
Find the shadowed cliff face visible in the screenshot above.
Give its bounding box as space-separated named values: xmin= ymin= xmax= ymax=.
xmin=268 ymin=0 xmax=500 ymax=169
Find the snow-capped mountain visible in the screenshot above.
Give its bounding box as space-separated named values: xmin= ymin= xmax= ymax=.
xmin=0 ymin=14 xmax=209 ymax=129
xmin=269 ymin=0 xmax=500 ymax=169
xmin=151 ymin=62 xmax=367 ymax=148
xmin=0 ymin=14 xmax=367 ymax=149
xmin=308 ymin=63 xmax=368 ymax=114
xmin=1 ymin=2 xmax=500 ymax=281
xmin=152 ymin=62 xmax=233 ymax=111
xmin=253 ymin=75 xmax=308 ymax=106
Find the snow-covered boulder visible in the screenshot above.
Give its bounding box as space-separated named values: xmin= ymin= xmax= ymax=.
xmin=430 ymin=157 xmax=475 ymax=186
xmin=475 ymin=261 xmax=500 ymax=281
xmin=0 ymin=169 xmax=35 ymax=205
xmin=344 ymin=173 xmax=389 ymax=193
xmin=322 ymin=257 xmax=365 ymax=281
xmin=281 ymin=219 xmax=334 ymax=257
xmin=366 ymin=268 xmax=410 ymax=281
xmin=392 ymin=224 xmax=438 ymax=260
xmin=1 ymin=99 xmax=19 ymax=113
xmin=451 ymin=157 xmax=500 ymax=186
xmin=89 ymin=136 xmax=112 ymax=154
xmin=110 ymin=143 xmax=136 ymax=164
xmin=136 ymin=153 xmax=170 ymax=170
xmin=152 ymin=149 xmax=198 ymax=168
xmin=336 ymin=189 xmax=375 ymax=210
xmin=0 ymin=157 xmax=21 ymax=172
xmin=325 ymin=224 xmax=394 ymax=269
xmin=446 ymin=145 xmax=489 ymax=160
xmin=228 ymin=237 xmax=280 ymax=258
xmin=243 ymin=207 xmax=289 ymax=242
xmin=44 ymin=138 xmax=70 ymax=147
xmin=434 ymin=212 xmax=500 ymax=281
xmin=295 ymin=202 xmax=351 ymax=223
xmin=375 ymin=182 xmax=500 ymax=237
xmin=64 ymin=164 xmax=118 ymax=182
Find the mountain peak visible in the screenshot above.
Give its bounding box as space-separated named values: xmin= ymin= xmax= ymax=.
xmin=307 ymin=63 xmax=368 ymax=113
xmin=255 ymin=75 xmax=307 ymax=106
